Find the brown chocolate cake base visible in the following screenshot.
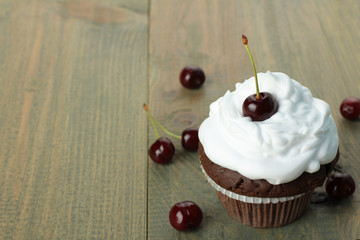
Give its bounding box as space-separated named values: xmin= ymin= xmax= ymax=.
xmin=199 ymin=143 xmax=339 ymax=198
xmin=199 ymin=142 xmax=339 ymax=228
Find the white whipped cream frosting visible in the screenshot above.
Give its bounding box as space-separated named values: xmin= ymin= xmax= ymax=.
xmin=199 ymin=71 xmax=339 ymax=185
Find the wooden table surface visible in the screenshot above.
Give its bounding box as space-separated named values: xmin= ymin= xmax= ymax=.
xmin=1 ymin=0 xmax=360 ymax=239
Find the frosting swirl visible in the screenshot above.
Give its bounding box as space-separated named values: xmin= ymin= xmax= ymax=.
xmin=198 ymin=71 xmax=339 ymax=185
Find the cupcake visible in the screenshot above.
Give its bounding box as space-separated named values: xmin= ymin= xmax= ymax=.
xmin=198 ymin=71 xmax=339 ymax=228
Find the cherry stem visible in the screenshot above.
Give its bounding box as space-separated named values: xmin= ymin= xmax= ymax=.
xmin=153 ymin=118 xmax=182 ymax=140
xmin=143 ymin=104 xmax=181 ymax=140
xmin=242 ymin=35 xmax=260 ymax=100
xmin=143 ymin=104 xmax=160 ymax=138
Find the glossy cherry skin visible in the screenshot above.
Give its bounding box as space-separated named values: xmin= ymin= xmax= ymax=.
xmin=326 ymin=172 xmax=356 ymax=198
xmin=149 ymin=137 xmax=175 ymax=164
xmin=181 ymin=128 xmax=199 ymax=151
xmin=242 ymin=92 xmax=278 ymax=121
xmin=180 ymin=66 xmax=205 ymax=89
xmin=169 ymin=201 xmax=203 ymax=231
xmin=340 ymin=97 xmax=360 ymax=120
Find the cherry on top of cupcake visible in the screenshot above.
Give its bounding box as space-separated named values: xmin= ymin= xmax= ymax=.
xmin=241 ymin=35 xmax=278 ymax=121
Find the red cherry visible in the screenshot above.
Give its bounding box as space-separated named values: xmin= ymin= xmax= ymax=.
xmin=340 ymin=97 xmax=360 ymax=120
xmin=180 ymin=66 xmax=205 ymax=89
xmin=241 ymin=35 xmax=278 ymax=122
xmin=149 ymin=137 xmax=175 ymax=164
xmin=181 ymin=128 xmax=199 ymax=151
xmin=169 ymin=201 xmax=203 ymax=231
xmin=325 ymin=172 xmax=356 ymax=198
xmin=242 ymin=92 xmax=278 ymax=121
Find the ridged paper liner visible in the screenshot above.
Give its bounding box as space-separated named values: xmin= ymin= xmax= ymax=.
xmin=217 ymin=191 xmax=313 ymax=228
xmin=201 ymin=165 xmax=312 ymax=228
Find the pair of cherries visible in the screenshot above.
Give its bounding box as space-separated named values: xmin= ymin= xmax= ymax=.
xmin=144 ymin=104 xmax=199 ymax=164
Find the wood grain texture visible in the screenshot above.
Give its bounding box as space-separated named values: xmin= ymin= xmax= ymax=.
xmin=0 ymin=0 xmax=148 ymax=239
xmin=1 ymin=0 xmax=360 ymax=239
xmin=148 ymin=0 xmax=360 ymax=239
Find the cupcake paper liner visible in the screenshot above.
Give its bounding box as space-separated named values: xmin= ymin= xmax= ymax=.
xmin=217 ymin=191 xmax=313 ymax=228
xmin=201 ymin=165 xmax=312 ymax=228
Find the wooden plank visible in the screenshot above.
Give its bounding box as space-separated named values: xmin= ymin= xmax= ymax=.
xmin=148 ymin=0 xmax=360 ymax=239
xmin=0 ymin=0 xmax=148 ymax=239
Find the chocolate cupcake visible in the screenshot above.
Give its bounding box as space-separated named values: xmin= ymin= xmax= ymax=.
xmin=198 ymin=72 xmax=339 ymax=228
